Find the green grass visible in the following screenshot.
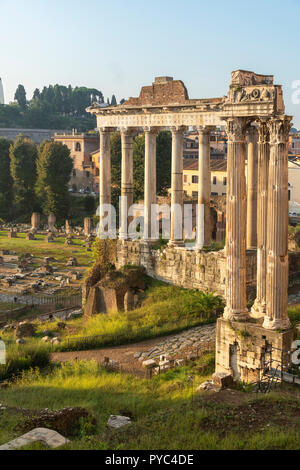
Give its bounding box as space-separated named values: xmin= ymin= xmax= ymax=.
xmin=1 ymin=358 xmax=300 ymax=450
xmin=0 ymin=231 xmax=93 ymax=267
xmin=4 ymin=279 xmax=223 ymax=352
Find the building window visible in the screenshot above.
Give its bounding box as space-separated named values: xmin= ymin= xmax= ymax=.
xmin=192 ymin=191 xmax=198 ymax=198
xmin=212 ymin=176 xmax=217 ymax=185
xmin=223 ymin=177 xmax=227 ymax=186
xmin=75 ymin=142 xmax=81 ymax=152
xmin=192 ymin=175 xmax=198 ymax=184
xmin=86 ymin=171 xmax=90 ymax=178
xmin=184 ymin=175 xmax=188 ymax=183
xmin=211 ymin=192 xmax=218 ymax=196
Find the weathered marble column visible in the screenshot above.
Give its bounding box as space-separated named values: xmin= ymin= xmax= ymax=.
xmin=246 ymin=126 xmax=258 ymax=249
xmin=99 ymin=128 xmax=112 ymax=214
xmin=120 ymin=129 xmax=134 ymax=240
xmin=223 ymin=118 xmax=249 ymax=321
xmin=144 ymin=128 xmax=158 ymax=241
xmin=169 ymin=127 xmax=184 ymax=246
xmin=263 ymin=117 xmax=292 ymax=330
xmin=251 ymin=121 xmax=269 ymax=319
xmin=196 ymin=127 xmax=212 ymax=249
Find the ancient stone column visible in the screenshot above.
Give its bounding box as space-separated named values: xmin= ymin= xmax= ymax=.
xmin=251 ymin=121 xmax=269 ymax=319
xmin=99 ymin=128 xmax=112 ymax=237
xmin=246 ymin=126 xmax=258 ymax=249
xmin=48 ymin=213 xmax=57 ymax=233
xmin=84 ymin=217 xmax=92 ymax=236
xmin=99 ymin=128 xmax=112 ymax=207
xmin=263 ymin=116 xmax=292 ymax=330
xmin=31 ymin=213 xmax=40 ymax=232
xmin=144 ymin=128 xmax=157 ymax=241
xmin=120 ymin=129 xmax=134 ymax=240
xmin=223 ymin=118 xmax=249 ymax=321
xmin=169 ymin=127 xmax=184 ymax=246
xmin=196 ymin=127 xmax=212 ymax=248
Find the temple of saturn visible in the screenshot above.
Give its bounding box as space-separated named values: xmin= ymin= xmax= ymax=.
xmin=88 ymin=70 xmax=294 ymax=382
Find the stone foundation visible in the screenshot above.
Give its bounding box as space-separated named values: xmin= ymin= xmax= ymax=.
xmin=215 ymin=317 xmax=294 ymax=383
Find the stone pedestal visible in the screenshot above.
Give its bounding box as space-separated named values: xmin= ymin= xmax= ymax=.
xmin=48 ymin=214 xmax=57 ymax=233
xmin=215 ymin=317 xmax=294 ymax=383
xmin=31 ymin=213 xmax=40 ymax=232
xmin=84 ymin=217 xmax=92 ymax=237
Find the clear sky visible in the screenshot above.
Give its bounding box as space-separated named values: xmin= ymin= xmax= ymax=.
xmin=1 ymin=0 xmax=300 ymax=127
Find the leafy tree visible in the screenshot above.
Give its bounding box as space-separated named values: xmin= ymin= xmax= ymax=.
xmin=35 ymin=142 xmax=73 ymax=220
xmin=10 ymin=136 xmax=38 ymax=217
xmin=111 ymin=95 xmax=117 ymax=106
xmin=14 ymin=85 xmax=27 ymax=110
xmin=0 ymin=137 xmax=13 ymax=220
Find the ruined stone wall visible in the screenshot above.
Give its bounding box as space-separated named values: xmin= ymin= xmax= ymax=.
xmin=116 ymin=241 xmax=300 ymax=297
xmin=116 ymin=241 xmax=257 ymax=296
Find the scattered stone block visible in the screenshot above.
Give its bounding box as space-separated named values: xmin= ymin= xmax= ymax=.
xmin=142 ymin=359 xmax=157 ymax=369
xmin=0 ymin=428 xmax=70 ymax=450
xmin=26 ymin=232 xmax=36 ymax=241
xmin=15 ymin=322 xmax=35 ymax=339
xmin=212 ymin=372 xmax=234 ymax=389
xmin=107 ymin=416 xmax=131 ymax=430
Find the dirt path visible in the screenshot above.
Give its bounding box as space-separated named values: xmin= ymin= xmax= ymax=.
xmin=51 ymin=324 xmax=216 ymax=371
xmin=51 ymin=335 xmax=169 ymax=370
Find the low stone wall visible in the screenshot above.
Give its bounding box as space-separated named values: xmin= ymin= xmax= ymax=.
xmin=116 ymin=241 xmax=256 ymax=296
xmin=116 ymin=241 xmax=300 ymax=298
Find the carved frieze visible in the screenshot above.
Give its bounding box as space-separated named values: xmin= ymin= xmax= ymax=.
xmin=226 ymin=86 xmax=276 ymax=104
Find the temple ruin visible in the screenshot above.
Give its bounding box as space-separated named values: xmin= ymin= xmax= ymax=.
xmin=87 ymin=70 xmax=294 ymax=382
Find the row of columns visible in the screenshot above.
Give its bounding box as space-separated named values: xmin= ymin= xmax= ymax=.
xmin=99 ymin=115 xmax=292 ymax=332
xmin=224 ymin=116 xmax=292 ymax=331
xmin=99 ymin=125 xmax=213 ymax=247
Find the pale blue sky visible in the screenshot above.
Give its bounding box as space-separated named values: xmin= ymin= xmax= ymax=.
xmin=1 ymin=0 xmax=300 ymax=126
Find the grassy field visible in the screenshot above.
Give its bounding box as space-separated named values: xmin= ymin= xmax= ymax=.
xmin=0 ymin=279 xmax=223 ymax=359
xmin=0 ymin=231 xmax=93 ymax=267
xmin=1 ymin=356 xmax=300 ymax=450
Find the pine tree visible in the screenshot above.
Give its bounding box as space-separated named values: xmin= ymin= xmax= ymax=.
xmin=14 ymin=85 xmax=27 ymax=110
xmin=111 ymin=95 xmax=117 ymax=106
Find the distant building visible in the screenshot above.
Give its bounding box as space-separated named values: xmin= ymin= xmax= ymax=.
xmin=54 ymin=131 xmax=99 ymax=192
xmin=0 ymin=78 xmax=4 ymax=105
xmin=0 ymin=128 xmax=66 ymax=144
xmin=182 ymin=159 xmax=227 ymax=198
xmin=183 ymin=130 xmax=227 ymax=159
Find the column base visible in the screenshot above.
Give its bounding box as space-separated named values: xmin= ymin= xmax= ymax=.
xmin=262 ymin=316 xmax=292 ymax=331
xmin=223 ymin=307 xmax=249 ymax=322
xmin=250 ymin=299 xmax=266 ymax=319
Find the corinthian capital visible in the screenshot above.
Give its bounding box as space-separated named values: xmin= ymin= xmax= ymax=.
xmin=267 ymin=116 xmax=293 ymax=145
xmin=257 ymin=119 xmax=269 ymax=144
xmin=225 ymin=117 xmax=249 ymax=143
